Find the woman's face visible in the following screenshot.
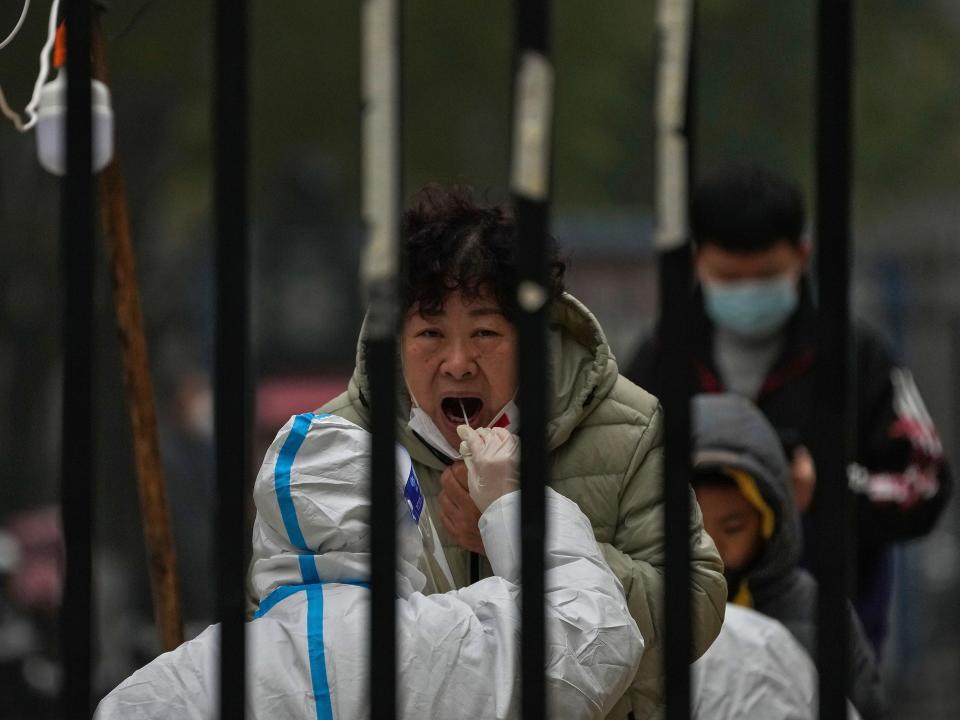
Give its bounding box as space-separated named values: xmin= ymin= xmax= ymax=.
xmin=401 ymin=290 xmax=518 ymax=449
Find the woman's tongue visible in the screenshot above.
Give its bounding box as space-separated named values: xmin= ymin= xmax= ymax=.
xmin=441 ymin=397 xmax=483 ymax=427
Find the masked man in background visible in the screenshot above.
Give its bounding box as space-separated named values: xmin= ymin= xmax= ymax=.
xmin=626 ymin=164 xmax=952 ymax=655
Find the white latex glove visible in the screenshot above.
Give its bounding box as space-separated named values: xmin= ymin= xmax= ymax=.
xmin=457 ymin=425 xmax=520 ymax=512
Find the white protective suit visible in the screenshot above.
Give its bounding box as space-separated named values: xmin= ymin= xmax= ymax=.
xmin=692 ymin=604 xmax=862 ymax=720
xmin=96 ymin=413 xmax=644 ymax=720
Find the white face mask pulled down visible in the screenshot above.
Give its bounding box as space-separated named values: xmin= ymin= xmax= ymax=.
xmin=407 ymin=391 xmax=519 ymax=462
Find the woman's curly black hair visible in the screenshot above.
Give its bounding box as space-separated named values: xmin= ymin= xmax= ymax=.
xmin=401 ymin=184 xmax=566 ymax=316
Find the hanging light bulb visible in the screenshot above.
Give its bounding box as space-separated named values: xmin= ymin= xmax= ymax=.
xmin=35 ymin=23 xmax=113 ymax=176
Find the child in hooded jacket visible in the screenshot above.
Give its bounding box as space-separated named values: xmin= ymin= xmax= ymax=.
xmin=691 ymin=393 xmax=886 ymax=720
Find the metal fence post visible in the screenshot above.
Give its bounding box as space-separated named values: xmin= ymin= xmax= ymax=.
xmin=510 ymin=2 xmax=552 ymax=718
xmin=815 ymin=1 xmax=853 ymax=718
xmin=362 ymin=1 xmax=402 ymax=718
xmin=654 ymin=1 xmax=695 ymax=717
xmin=213 ymin=1 xmax=249 ymax=718
xmin=61 ymin=0 xmax=94 ymax=716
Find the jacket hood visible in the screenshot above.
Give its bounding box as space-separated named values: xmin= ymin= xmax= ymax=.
xmin=692 ymin=604 xmax=819 ymax=719
xmin=691 ymin=393 xmax=800 ymax=596
xmin=345 ymin=292 xmax=619 ymax=471
xmin=248 ymin=413 xmax=429 ymax=602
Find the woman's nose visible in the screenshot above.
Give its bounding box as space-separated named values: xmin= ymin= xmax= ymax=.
xmin=440 ymin=340 xmax=477 ymax=379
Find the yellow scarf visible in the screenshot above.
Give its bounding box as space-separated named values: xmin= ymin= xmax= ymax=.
xmin=723 ymin=467 xmax=775 ymax=607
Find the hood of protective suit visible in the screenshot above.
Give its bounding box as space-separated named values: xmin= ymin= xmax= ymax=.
xmin=692 ymin=604 xmax=819 ymax=720
xmin=248 ymin=413 xmax=434 ymax=603
xmin=692 ymin=393 xmax=800 ymax=599
xmin=346 ymin=292 xmax=619 ymax=471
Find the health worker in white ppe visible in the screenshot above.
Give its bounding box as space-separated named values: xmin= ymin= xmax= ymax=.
xmin=95 ymin=413 xmax=644 ymax=720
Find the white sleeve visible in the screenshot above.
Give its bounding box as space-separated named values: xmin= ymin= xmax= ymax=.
xmin=94 ymin=626 xmax=219 ymax=720
xmin=398 ymin=488 xmax=644 ymax=720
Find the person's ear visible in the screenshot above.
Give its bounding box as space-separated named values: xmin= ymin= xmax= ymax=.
xmin=691 ymin=244 xmax=707 ymax=283
xmin=796 ymin=240 xmax=812 ymax=273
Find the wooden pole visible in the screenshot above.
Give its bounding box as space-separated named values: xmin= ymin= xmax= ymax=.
xmin=91 ymin=16 xmax=184 ymax=652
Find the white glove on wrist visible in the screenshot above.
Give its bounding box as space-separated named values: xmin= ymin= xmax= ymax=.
xmin=457 ymin=425 xmax=520 ymax=512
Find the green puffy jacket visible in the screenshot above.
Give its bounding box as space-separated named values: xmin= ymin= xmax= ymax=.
xmin=320 ymin=293 xmax=726 ymax=719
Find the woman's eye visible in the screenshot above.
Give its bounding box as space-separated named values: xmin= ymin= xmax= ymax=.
xmin=474 ymin=328 xmax=500 ymax=338
xmin=722 ymin=524 xmax=746 ymax=535
xmin=417 ymin=328 xmax=442 ymax=338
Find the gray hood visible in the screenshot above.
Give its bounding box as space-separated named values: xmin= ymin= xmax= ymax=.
xmin=692 ymin=393 xmax=800 ymax=593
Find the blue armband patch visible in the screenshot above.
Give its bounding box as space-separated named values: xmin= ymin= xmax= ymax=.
xmin=404 ymin=466 xmax=424 ymax=524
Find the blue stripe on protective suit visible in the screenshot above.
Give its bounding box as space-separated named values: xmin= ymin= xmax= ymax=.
xmin=255 ymin=581 xmax=370 ymax=620
xmin=249 ymin=584 xmax=333 ymax=720
xmin=306 ymin=585 xmax=333 ymax=720
xmin=254 ymin=582 xmax=368 ymax=720
xmin=265 ymin=412 xmax=347 ymax=720
xmin=274 ymin=412 xmax=332 ymax=557
xmin=274 ymin=413 xmax=316 ymax=551
xmin=299 ymin=555 xmax=320 ymax=585
xmin=253 ymin=585 xmax=304 ymax=619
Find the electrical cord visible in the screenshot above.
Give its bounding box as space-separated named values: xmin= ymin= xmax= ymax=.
xmin=0 ymin=0 xmax=58 ymax=132
xmin=0 ymin=84 xmax=26 ymax=129
xmin=0 ymin=0 xmax=30 ymax=50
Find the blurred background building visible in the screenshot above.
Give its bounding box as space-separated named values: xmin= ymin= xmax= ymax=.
xmin=0 ymin=0 xmax=957 ymax=715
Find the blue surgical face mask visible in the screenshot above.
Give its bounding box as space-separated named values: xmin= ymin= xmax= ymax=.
xmin=703 ymin=275 xmax=799 ymax=337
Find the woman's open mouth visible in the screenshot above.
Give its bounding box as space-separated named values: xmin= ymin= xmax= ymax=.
xmin=441 ymin=396 xmax=483 ymax=427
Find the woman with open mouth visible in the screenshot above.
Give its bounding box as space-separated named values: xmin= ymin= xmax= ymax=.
xmin=315 ymin=184 xmax=726 ymax=720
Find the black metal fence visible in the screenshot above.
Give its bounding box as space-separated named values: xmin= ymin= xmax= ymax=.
xmin=58 ymin=1 xmax=853 ymax=718
xmin=60 ymin=0 xmax=93 ymax=715
xmin=212 ymin=1 xmax=249 ymax=717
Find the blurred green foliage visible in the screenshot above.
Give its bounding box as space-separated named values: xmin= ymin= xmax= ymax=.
xmin=3 ymin=0 xmax=957 ymax=218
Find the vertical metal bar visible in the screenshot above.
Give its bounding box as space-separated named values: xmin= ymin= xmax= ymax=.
xmin=511 ymin=2 xmax=552 ymax=718
xmin=61 ymin=0 xmax=94 ymax=717
xmin=654 ymin=1 xmax=695 ymax=718
xmin=213 ymin=1 xmax=249 ymax=718
xmin=657 ymin=247 xmax=693 ymax=720
xmin=361 ymin=1 xmax=401 ymax=718
xmin=815 ymin=2 xmax=853 ymax=719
